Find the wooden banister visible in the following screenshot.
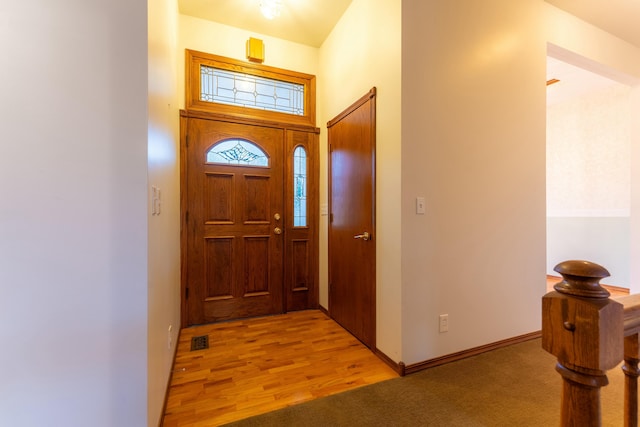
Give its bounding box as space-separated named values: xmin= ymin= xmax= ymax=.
xmin=615 ymin=294 xmax=640 ymax=427
xmin=623 ymin=334 xmax=640 ymax=427
xmin=618 ymin=294 xmax=640 ymax=336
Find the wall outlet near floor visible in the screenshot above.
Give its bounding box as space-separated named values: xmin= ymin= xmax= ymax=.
xmin=168 ymin=325 xmax=173 ymax=350
xmin=439 ymin=314 xmax=449 ymax=333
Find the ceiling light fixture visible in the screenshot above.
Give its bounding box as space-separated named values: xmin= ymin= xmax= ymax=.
xmin=260 ymin=0 xmax=282 ymax=20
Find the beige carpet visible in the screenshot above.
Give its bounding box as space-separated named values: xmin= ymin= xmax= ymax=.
xmin=223 ymin=339 xmax=628 ymax=426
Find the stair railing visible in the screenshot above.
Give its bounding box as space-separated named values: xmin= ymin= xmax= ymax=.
xmin=542 ymin=260 xmax=640 ymax=426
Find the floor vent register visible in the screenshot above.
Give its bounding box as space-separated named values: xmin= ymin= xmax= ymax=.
xmin=190 ymin=335 xmax=209 ymax=351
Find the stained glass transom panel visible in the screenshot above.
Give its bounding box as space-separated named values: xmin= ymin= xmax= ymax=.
xmin=206 ymin=139 xmax=269 ymax=166
xmin=201 ymin=65 xmax=304 ymax=116
xmin=293 ymin=146 xmax=307 ymax=227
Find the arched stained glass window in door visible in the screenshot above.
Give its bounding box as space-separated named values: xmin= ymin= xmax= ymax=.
xmin=293 ymin=146 xmax=307 ymax=227
xmin=206 ymin=139 xmax=269 ymax=166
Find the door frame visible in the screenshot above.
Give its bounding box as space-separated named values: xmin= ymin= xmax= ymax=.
xmin=180 ymin=109 xmax=320 ymax=327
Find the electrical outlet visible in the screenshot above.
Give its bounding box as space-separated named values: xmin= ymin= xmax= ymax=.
xmin=439 ymin=314 xmax=449 ymax=333
xmin=168 ymin=325 xmax=173 ymax=350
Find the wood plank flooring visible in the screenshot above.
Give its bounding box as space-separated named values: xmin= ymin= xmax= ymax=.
xmin=161 ymin=310 xmax=398 ymax=427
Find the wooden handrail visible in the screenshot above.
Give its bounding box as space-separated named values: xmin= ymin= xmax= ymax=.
xmin=615 ymin=294 xmax=640 ymax=427
xmin=618 ymin=294 xmax=640 ymax=336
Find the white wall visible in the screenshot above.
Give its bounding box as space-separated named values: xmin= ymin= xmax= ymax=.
xmin=544 ymin=3 xmax=640 ymax=293
xmin=178 ymin=15 xmax=319 ymax=110
xmin=547 ymin=217 xmax=630 ymax=285
xmin=148 ymin=0 xmax=181 ymax=424
xmin=0 ymin=1 xmax=149 ymax=426
xmin=401 ymin=0 xmax=547 ymax=364
xmin=398 ymin=0 xmax=640 ymax=366
xmin=547 ymin=84 xmax=632 ymax=287
xmin=319 ymin=0 xmax=402 ymax=361
xmin=547 ymin=84 xmax=631 ymax=218
xmin=631 ymin=86 xmax=640 ymax=294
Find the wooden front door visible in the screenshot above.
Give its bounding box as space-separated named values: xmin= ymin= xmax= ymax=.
xmin=181 ymin=111 xmax=319 ymax=326
xmin=328 ymin=88 xmax=376 ymax=349
xmin=184 ymin=117 xmax=285 ymax=324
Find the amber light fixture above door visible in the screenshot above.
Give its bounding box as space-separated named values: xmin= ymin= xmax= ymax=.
xmin=246 ymin=37 xmax=265 ymax=63
xmin=260 ymin=0 xmax=282 ymax=20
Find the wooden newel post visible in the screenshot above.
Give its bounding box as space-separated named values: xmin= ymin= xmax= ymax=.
xmin=542 ymin=260 xmax=624 ymax=427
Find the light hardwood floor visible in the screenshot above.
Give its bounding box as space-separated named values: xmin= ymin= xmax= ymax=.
xmin=161 ymin=310 xmax=398 ymax=427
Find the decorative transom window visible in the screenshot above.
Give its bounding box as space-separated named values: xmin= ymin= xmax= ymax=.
xmin=206 ymin=139 xmax=269 ymax=167
xmin=200 ymin=66 xmax=304 ymax=116
xmin=293 ymin=146 xmax=307 ymax=227
xmin=186 ymin=50 xmax=316 ymax=127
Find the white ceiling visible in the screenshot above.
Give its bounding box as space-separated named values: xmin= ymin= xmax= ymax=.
xmin=178 ymin=1 xmax=640 ymax=50
xmin=546 ymin=56 xmax=621 ymax=106
xmin=544 ymin=0 xmax=640 ymax=106
xmin=178 ymin=1 xmax=638 ymax=104
xmin=178 ymin=0 xmax=353 ymax=47
xmin=545 ymin=0 xmax=640 ymax=49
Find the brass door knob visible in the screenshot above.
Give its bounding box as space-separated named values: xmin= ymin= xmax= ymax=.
xmin=274 ymin=227 xmax=282 ymax=235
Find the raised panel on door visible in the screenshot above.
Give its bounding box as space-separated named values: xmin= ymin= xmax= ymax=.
xmin=292 ymin=239 xmax=309 ymax=292
xmin=243 ymin=236 xmax=270 ymax=295
xmin=204 ymin=237 xmax=234 ymax=299
xmin=204 ymin=173 xmax=234 ymax=224
xmin=242 ymin=174 xmax=271 ymax=224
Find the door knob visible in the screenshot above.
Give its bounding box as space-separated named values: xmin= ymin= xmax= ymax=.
xmin=274 ymin=213 xmax=281 ymax=221
xmin=274 ymin=227 xmax=282 ymax=235
xmin=354 ymin=231 xmax=370 ymax=241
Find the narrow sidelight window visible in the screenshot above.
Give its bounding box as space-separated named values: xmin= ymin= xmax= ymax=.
xmin=293 ymin=146 xmax=307 ymax=226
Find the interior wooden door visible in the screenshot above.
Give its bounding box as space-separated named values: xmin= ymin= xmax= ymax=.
xmin=328 ymin=88 xmax=376 ymax=348
xmin=184 ymin=117 xmax=284 ymax=324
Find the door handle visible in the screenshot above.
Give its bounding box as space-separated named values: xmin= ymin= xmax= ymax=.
xmin=274 ymin=227 xmax=282 ymax=235
xmin=354 ymin=231 xmax=370 ymax=241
